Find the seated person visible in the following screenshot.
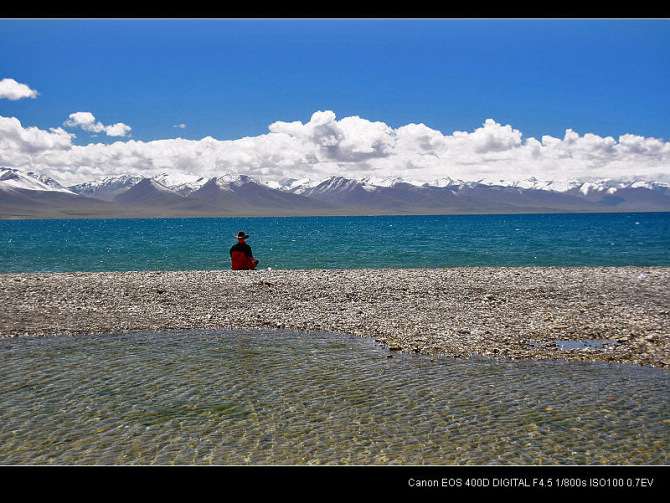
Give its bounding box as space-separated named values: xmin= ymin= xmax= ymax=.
xmin=230 ymin=231 xmax=259 ymax=270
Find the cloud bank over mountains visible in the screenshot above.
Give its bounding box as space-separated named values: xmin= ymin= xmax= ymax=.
xmin=1 ymin=101 xmax=669 ymax=188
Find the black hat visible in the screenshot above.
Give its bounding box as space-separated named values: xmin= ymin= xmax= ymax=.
xmin=234 ymin=231 xmax=250 ymax=239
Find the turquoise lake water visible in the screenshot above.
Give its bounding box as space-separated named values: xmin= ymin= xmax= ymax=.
xmin=1 ymin=212 xmax=669 ymax=273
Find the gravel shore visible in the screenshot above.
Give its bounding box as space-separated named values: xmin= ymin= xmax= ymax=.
xmin=1 ymin=267 xmax=669 ymax=368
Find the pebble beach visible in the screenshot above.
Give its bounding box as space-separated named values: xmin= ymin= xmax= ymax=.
xmin=1 ymin=267 xmax=669 ymax=368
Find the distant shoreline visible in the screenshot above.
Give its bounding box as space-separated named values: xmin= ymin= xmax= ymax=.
xmin=2 ymin=208 xmax=670 ymax=221
xmin=1 ymin=267 xmax=668 ymax=369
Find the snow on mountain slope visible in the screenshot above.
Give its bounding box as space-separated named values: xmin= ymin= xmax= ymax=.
xmin=0 ymin=167 xmax=74 ymax=193
xmin=152 ymin=173 xmax=209 ymax=195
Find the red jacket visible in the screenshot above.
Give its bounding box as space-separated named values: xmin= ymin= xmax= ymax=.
xmin=230 ymin=240 xmax=257 ymax=270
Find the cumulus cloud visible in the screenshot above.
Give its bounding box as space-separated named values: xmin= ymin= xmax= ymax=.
xmin=0 ymin=115 xmax=72 ymax=155
xmin=64 ymin=112 xmax=132 ymax=137
xmin=0 ymin=78 xmax=39 ymax=100
xmin=269 ymin=110 xmax=394 ymax=164
xmin=1 ymin=110 xmax=669 ymax=186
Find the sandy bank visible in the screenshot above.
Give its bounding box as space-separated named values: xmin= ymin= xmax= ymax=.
xmin=1 ymin=267 xmax=668 ymax=368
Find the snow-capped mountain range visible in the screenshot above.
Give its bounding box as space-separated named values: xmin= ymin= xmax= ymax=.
xmin=1 ymin=166 xmax=669 ymax=219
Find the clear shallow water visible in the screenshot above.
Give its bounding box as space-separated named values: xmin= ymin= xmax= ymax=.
xmin=1 ymin=212 xmax=669 ymax=273
xmin=1 ymin=329 xmax=668 ymax=465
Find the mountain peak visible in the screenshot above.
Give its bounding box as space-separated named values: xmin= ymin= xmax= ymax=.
xmin=213 ymin=173 xmax=259 ymax=187
xmin=113 ymin=177 xmax=186 ymax=204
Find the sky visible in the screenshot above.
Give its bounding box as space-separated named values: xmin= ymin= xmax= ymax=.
xmin=1 ymin=18 xmax=669 ymax=187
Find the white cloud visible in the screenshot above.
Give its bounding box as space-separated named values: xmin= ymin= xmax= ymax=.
xmin=64 ymin=112 xmax=131 ymax=137
xmin=269 ymin=110 xmax=394 ymax=163
xmin=0 ymin=78 xmax=39 ymax=100
xmin=1 ymin=110 xmax=669 ymax=186
xmin=0 ymin=115 xmax=72 ymax=155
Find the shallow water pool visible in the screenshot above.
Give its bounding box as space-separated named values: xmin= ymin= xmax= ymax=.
xmin=0 ymin=329 xmax=668 ymax=465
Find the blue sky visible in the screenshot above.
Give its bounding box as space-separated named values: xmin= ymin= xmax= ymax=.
xmin=1 ymin=18 xmax=669 ymax=185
